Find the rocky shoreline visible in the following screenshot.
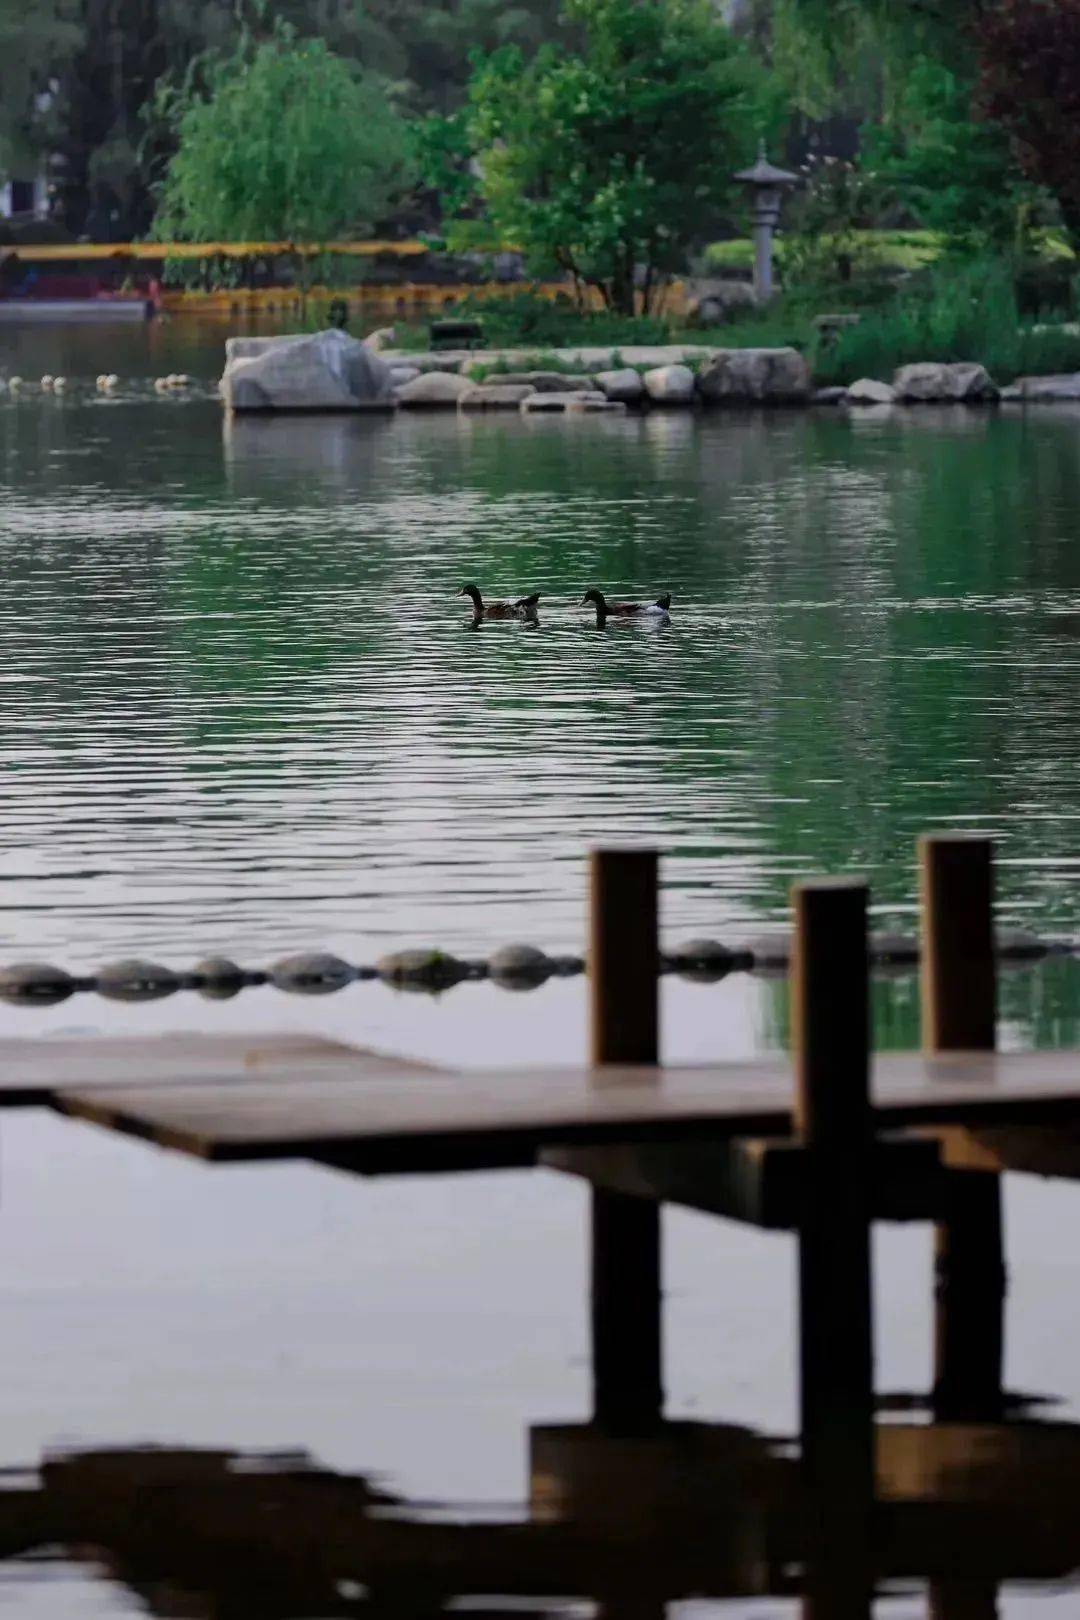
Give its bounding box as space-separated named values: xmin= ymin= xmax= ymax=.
xmin=218 ymin=330 xmax=1080 ymax=413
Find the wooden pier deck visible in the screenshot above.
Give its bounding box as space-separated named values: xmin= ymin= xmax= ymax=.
xmin=36 ymin=1047 xmax=1080 ymax=1170
xmin=5 ymin=833 xmax=1080 ymax=1618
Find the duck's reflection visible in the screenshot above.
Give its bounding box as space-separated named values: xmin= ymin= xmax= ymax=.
xmin=6 ymin=1418 xmax=1080 ymax=1616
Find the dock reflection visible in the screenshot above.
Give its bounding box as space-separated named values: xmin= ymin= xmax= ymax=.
xmin=7 ymin=1417 xmax=1080 ymax=1617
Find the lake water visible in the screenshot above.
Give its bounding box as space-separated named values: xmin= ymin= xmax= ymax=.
xmin=2 ymin=319 xmax=1080 ymax=1615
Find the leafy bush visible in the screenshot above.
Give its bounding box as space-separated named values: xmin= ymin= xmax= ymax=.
xmin=812 ymin=256 xmax=1080 ymax=384
xmin=400 ymin=291 xmax=675 ymax=350
xmin=781 ymin=155 xmax=888 ymax=286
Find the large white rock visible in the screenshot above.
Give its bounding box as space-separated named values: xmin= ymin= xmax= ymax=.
xmin=696 ymin=347 xmax=811 ymax=404
xmin=521 ymin=391 xmax=608 ymax=412
xmin=595 ymin=367 xmax=644 ymax=403
xmin=221 ymin=329 xmax=394 ymax=411
xmin=364 ymin=326 xmax=397 ymax=352
xmin=1006 ymin=373 xmax=1080 ymax=400
xmin=458 ymin=383 xmax=537 ymax=410
xmin=496 ymin=371 xmax=595 ymax=392
xmin=845 ymin=377 xmax=897 ymax=406
xmin=892 ymin=361 xmax=998 ymax=402
xmin=643 ymin=364 xmax=695 ymax=404
xmin=683 ymin=277 xmax=757 ymax=324
xmin=396 ymin=371 xmax=473 ymax=407
xmin=566 ymin=396 xmax=627 ymax=414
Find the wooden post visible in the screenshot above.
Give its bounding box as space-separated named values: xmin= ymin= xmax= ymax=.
xmin=920 ymin=834 xmax=995 ymax=1052
xmin=929 ymin=1582 xmax=1000 ymax=1620
xmin=919 ymin=835 xmax=1005 ymax=1422
xmin=588 ymin=849 xmax=662 ymax=1434
xmin=792 ymin=878 xmax=874 ymax=1619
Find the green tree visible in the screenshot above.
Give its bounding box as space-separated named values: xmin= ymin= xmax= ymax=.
xmin=463 ymin=0 xmax=775 ymax=315
xmin=863 ymin=58 xmax=1035 ymax=250
xmin=782 ymin=154 xmax=886 ymax=285
xmin=758 ymin=0 xmax=986 ymax=123
xmin=152 ymin=22 xmax=413 ymax=250
xmin=0 ymin=0 xmax=80 ymax=183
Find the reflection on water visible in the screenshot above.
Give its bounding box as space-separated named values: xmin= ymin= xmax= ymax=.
xmin=7 ymin=1422 xmax=1080 ymax=1617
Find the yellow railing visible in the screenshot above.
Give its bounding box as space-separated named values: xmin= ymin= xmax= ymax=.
xmin=2 ymin=240 xmax=432 ymax=263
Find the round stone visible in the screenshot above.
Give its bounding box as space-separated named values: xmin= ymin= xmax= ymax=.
xmin=665 ymin=939 xmax=739 ymax=982
xmin=194 ymin=956 xmax=248 ymax=1000
xmin=376 ymin=949 xmax=470 ymax=992
xmin=96 ymin=960 xmax=180 ymax=1002
xmin=268 ymin=953 xmax=355 ymax=995
xmin=489 ymin=944 xmax=552 ymax=989
xmin=0 ymin=962 xmax=77 ymax=1006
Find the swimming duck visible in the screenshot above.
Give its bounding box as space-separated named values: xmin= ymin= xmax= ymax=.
xmin=582 ymin=589 xmax=671 ymax=621
xmin=459 ymin=584 xmax=540 ymax=621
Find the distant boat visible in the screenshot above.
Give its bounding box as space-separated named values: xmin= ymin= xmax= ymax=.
xmin=0 ymin=259 xmax=154 ymax=321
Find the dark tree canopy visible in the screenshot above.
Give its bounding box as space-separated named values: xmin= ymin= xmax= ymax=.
xmin=1 ymin=0 xmax=567 ymax=237
xmin=978 ymin=0 xmax=1080 ymax=245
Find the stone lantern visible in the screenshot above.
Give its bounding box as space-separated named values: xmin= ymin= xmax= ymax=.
xmin=734 ymin=141 xmax=799 ymax=303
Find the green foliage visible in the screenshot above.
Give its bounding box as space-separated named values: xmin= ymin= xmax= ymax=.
xmin=0 ymin=0 xmax=80 ymax=177
xmin=457 ymin=291 xmax=672 ymax=345
xmin=862 ymin=58 xmax=1036 ymax=251
xmin=764 ymin=0 xmax=979 ymax=123
xmin=392 ymin=290 xmax=674 ymax=350
xmin=0 ymin=0 xmax=568 ymax=235
xmin=467 ymin=351 xmax=610 ymax=379
xmin=781 ymin=155 xmax=888 ymax=285
xmin=812 ymin=257 xmax=1080 ymax=384
xmin=462 ymin=0 xmax=778 ymax=314
xmin=410 ymin=110 xmax=478 ymax=219
xmin=152 ymin=22 xmax=413 ymax=249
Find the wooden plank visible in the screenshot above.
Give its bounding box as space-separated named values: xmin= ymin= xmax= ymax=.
xmin=0 ymin=1033 xmax=437 ymax=1106
xmin=545 ymin=1135 xmax=946 ymax=1230
xmin=54 ymin=1048 xmax=1080 ymax=1170
xmin=588 ymin=849 xmax=663 ymax=1434
xmin=935 ymin=1124 xmax=1080 ymax=1179
xmin=919 ymin=834 xmax=1004 ymax=1423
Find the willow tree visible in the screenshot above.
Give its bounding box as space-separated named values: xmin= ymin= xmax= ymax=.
xmin=152 ymin=22 xmax=412 ymax=257
xmin=464 ymin=0 xmax=775 ymax=315
xmin=753 ymin=0 xmax=987 ymax=123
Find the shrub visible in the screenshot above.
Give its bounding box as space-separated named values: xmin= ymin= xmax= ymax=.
xmin=410 ymin=291 xmax=674 ymax=349
xmin=811 ymin=257 xmax=1062 ymax=384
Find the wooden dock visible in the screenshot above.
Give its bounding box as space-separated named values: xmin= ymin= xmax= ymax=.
xmin=6 ymin=832 xmax=1080 ymax=1616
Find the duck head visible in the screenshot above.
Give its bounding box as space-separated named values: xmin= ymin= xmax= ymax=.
xmin=459 ymin=583 xmax=483 ymax=611
xmin=582 ymin=589 xmax=607 ymax=611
